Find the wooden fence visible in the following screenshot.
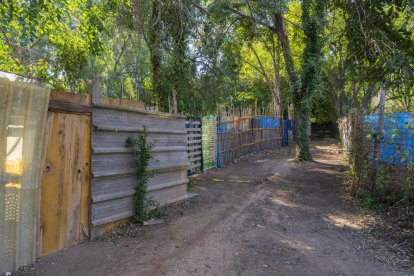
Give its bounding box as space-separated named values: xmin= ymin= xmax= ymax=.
xmin=201 ymin=115 xmax=216 ymax=171
xmin=0 ymin=73 xmax=197 ymax=272
xmin=216 ymin=116 xmax=282 ymax=168
xmin=39 ymin=91 xmax=92 ymax=256
xmin=1 ymin=73 xmax=284 ymax=272
xmin=186 ymin=117 xmax=202 ymax=174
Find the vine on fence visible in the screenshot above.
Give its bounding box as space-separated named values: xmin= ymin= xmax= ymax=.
xmin=126 ymin=132 xmax=159 ymax=222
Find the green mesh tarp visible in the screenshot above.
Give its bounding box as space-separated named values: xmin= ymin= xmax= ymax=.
xmin=0 ymin=72 xmax=50 ymax=273
xmin=202 ymin=115 xmax=216 ymax=170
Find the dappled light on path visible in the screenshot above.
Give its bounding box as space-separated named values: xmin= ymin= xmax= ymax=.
xmin=324 ymin=214 xmax=365 ymax=231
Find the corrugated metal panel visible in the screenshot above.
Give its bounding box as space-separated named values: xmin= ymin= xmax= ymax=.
xmin=91 ymin=104 xmax=189 ymax=227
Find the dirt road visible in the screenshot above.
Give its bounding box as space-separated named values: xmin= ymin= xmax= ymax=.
xmin=18 ymin=140 xmax=409 ymax=275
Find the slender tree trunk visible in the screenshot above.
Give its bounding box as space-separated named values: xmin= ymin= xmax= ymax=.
xmin=70 ymin=82 xmax=75 ymax=93
xmin=148 ymin=0 xmax=163 ymax=109
xmin=370 ymin=85 xmax=386 ymax=194
xmin=273 ymin=12 xmax=309 ymax=158
xmin=273 ymin=12 xmax=302 ymax=149
xmin=272 ymin=38 xmax=283 ymax=118
xmin=171 ymin=21 xmax=187 ymax=113
xmin=273 ymin=13 xmax=300 ymax=96
xmin=361 ymin=83 xmax=375 ymax=110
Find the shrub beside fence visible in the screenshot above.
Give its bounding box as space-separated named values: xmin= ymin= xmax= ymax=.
xmin=339 ymin=111 xmax=414 ymax=202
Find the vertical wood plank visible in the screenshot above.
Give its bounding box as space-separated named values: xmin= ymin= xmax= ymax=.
xmin=40 ymin=112 xmax=91 ymax=255
xmin=80 ymin=115 xmax=91 ymax=241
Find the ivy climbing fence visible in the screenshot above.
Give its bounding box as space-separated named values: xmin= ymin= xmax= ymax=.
xmin=339 ymin=111 xmax=414 ymax=202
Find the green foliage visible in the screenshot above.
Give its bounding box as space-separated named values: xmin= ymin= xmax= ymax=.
xmin=0 ymin=0 xmax=114 ymax=88
xmin=1 ymin=0 xmax=413 ymax=121
xmin=187 ymin=179 xmax=196 ymax=189
xmin=357 ymin=189 xmax=384 ymax=211
xmin=125 ymin=133 xmax=160 ymax=223
xmin=319 ymin=0 xmax=414 ymax=119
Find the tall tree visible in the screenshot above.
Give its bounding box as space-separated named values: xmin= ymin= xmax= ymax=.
xmin=224 ymin=0 xmax=327 ymax=161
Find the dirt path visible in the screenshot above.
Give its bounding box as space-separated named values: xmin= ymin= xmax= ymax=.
xmin=18 ymin=140 xmax=408 ymax=275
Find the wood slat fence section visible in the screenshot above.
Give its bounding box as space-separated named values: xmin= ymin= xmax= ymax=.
xmin=39 ymin=91 xmax=91 ymax=256
xmin=216 ymin=116 xmax=282 ymax=168
xmin=186 ymin=117 xmax=202 ymax=174
xmin=91 ymin=103 xmax=190 ymax=236
xmin=201 ymin=115 xmax=216 ymax=171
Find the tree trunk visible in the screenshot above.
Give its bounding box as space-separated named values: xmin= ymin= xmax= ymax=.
xmin=370 ymin=85 xmax=386 ymax=194
xmin=148 ymin=0 xmax=163 ymax=109
xmin=273 ymin=0 xmax=326 ymax=161
xmin=273 ymin=12 xmax=307 ymax=158
xmin=273 ymin=13 xmax=300 ymax=96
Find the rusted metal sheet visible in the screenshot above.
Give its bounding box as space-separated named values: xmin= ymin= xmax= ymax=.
xmin=91 ymin=104 xmax=189 ymax=228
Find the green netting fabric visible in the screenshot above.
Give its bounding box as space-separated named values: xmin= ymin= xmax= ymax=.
xmin=0 ymin=72 xmax=50 ymax=273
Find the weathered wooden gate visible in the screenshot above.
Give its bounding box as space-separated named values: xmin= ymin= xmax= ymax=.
xmin=39 ymin=92 xmax=91 ymax=255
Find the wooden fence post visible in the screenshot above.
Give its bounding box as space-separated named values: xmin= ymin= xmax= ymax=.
xmin=172 ymin=90 xmax=177 ymax=114
xmin=92 ymin=77 xmax=101 ymax=105
xmin=370 ymin=84 xmax=386 ymax=193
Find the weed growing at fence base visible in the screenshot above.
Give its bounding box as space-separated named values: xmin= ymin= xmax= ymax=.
xmin=356 ymin=189 xmax=385 ymax=211
xmin=126 ymin=133 xmax=161 ymax=222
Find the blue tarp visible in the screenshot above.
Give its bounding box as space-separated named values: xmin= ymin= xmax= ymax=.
xmin=257 ymin=117 xmax=279 ymax=128
xmin=365 ymin=112 xmax=414 ymax=166
xmin=217 ymin=122 xmax=228 ymax=133
xmin=283 ymin=119 xmax=293 ymax=147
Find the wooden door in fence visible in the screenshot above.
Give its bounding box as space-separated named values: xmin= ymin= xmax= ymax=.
xmin=39 ymin=92 xmax=91 ymax=256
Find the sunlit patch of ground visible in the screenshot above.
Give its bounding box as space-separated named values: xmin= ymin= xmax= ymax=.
xmin=324 ymin=214 xmax=366 ymax=230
